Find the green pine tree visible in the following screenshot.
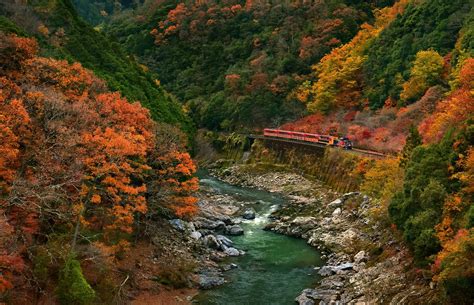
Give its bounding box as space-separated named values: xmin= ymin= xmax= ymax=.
xmin=400 ymin=125 xmax=423 ymax=167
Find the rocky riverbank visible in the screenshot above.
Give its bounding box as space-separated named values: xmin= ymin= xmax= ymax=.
xmin=210 ymin=165 xmax=435 ymax=304
xmin=164 ymin=176 xmax=266 ymax=293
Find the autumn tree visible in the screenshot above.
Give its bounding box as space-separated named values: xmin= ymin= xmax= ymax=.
xmin=298 ymin=0 xmax=411 ymax=113
xmin=0 ymin=33 xmax=199 ymax=300
xmin=400 ymin=50 xmax=445 ymax=103
xmin=147 ymin=124 xmax=199 ymax=220
xmin=419 ymin=58 xmax=474 ymax=143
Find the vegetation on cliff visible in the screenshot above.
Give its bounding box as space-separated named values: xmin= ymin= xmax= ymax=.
xmin=0 ymin=33 xmax=198 ymax=303
xmin=0 ymin=0 xmax=192 ymax=133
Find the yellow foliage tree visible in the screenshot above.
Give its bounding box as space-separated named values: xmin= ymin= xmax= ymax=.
xmin=360 ymin=157 xmax=404 ymax=221
xmin=298 ymin=0 xmax=412 ymax=112
xmin=400 ymin=50 xmax=445 ymax=102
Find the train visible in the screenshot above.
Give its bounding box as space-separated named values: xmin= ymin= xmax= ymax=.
xmin=263 ymin=128 xmax=353 ymax=150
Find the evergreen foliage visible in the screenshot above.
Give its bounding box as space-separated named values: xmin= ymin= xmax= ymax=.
xmin=363 ymin=0 xmax=472 ymax=108
xmin=103 ymin=0 xmax=393 ymax=130
xmin=57 ymin=256 xmax=96 ymax=305
xmin=400 ymin=125 xmax=422 ymax=167
xmin=0 ymin=0 xmax=192 ymax=134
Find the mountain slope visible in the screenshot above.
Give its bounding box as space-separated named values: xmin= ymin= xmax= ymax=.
xmin=101 ymin=0 xmax=396 ymax=130
xmin=0 ymin=0 xmax=192 ymax=133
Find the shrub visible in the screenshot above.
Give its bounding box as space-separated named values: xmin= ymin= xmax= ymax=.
xmin=57 ymin=256 xmax=96 ymax=305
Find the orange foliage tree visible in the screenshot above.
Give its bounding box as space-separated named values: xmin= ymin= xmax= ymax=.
xmin=419 ymin=58 xmax=474 ymax=143
xmin=0 ymin=33 xmax=199 ymax=295
xmin=148 ymin=124 xmax=199 ymax=219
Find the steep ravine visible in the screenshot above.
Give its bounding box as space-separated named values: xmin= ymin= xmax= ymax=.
xmin=206 ymin=165 xmax=436 ymax=304
xmin=193 ymin=172 xmax=323 ymax=305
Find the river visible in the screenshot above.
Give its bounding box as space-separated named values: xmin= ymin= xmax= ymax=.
xmin=194 ymin=173 xmax=323 ymax=305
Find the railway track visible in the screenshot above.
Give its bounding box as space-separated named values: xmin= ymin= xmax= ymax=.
xmin=249 ymin=134 xmax=387 ymax=158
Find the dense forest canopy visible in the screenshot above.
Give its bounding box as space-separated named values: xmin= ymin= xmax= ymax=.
xmin=102 ymin=0 xmax=396 ymax=130
xmin=0 ymin=0 xmax=473 ymax=304
xmin=0 ymin=0 xmax=192 ymax=134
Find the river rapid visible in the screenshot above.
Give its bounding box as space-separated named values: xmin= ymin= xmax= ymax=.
xmin=194 ymin=173 xmax=323 ymax=305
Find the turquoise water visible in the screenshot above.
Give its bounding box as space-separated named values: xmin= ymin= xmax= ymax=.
xmin=195 ymin=174 xmax=322 ymax=305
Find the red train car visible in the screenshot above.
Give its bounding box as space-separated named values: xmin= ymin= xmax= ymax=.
xmin=263 ymin=129 xmax=352 ymax=149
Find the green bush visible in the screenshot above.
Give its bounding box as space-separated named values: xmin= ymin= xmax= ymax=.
xmin=389 ymin=137 xmax=453 ymax=264
xmin=57 ymin=256 xmax=96 ymax=305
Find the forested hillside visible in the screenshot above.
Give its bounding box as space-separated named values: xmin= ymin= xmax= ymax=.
xmin=103 ymin=0 xmax=395 ymax=130
xmin=1 ymin=0 xmax=473 ymax=304
xmin=287 ymin=0 xmax=473 ymax=152
xmin=0 ymin=0 xmax=192 ymax=133
xmin=0 ymin=32 xmax=198 ymax=304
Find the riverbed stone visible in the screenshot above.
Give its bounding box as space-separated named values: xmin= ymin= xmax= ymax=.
xmin=318 ymin=266 xmax=335 ymax=276
xmin=169 ymin=219 xmax=186 ymax=232
xmin=194 ymin=217 xmax=226 ymax=230
xmin=292 ymin=216 xmax=317 ymax=230
xmin=242 ymin=208 xmax=256 ymax=220
xmin=199 ymin=272 xmax=225 ymax=290
xmin=353 ymin=251 xmax=366 ymax=264
xmin=224 ymin=247 xmax=240 ymax=256
xmin=328 ymin=198 xmax=343 ymax=209
xmin=332 ymin=208 xmax=342 ymax=216
xmin=295 ymin=294 xmax=315 ymax=305
xmin=190 ymin=231 xmax=202 ymax=240
xmin=334 ymin=263 xmax=354 ymax=271
xmin=203 ymin=234 xmax=220 ymax=249
xmin=216 ymin=235 xmax=233 ymax=247
xmin=225 ymin=224 xmax=244 ymax=235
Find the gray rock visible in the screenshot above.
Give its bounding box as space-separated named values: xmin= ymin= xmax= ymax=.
xmin=332 ymin=208 xmax=342 ymax=216
xmin=318 ymin=266 xmax=335 ymax=276
xmin=190 ymin=231 xmax=202 ymax=240
xmin=295 ymin=294 xmax=315 ymax=305
xmin=334 ymin=263 xmax=353 ymax=271
xmin=187 ymin=222 xmax=196 ymax=232
xmin=242 ymin=208 xmax=256 ymax=220
xmin=169 ymin=219 xmax=186 ymax=232
xmin=226 ymin=224 xmax=244 ymax=236
xmin=328 ymin=198 xmax=343 ymax=209
xmin=292 ymin=216 xmax=318 ymax=230
xmin=194 ymin=217 xmax=226 ymax=230
xmin=342 ymin=192 xmax=360 ymax=199
xmin=224 ymin=247 xmax=240 ymax=256
xmin=216 ymin=235 xmax=233 ymax=247
xmin=199 ymin=272 xmax=225 ymax=289
xmin=353 ymin=251 xmax=366 ymax=264
xmin=204 ymin=235 xmax=220 ymax=249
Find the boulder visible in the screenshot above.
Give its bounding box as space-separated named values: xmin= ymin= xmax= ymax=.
xmin=203 ymin=235 xmax=220 ymax=249
xmin=292 ymin=216 xmax=317 ymax=230
xmin=342 ymin=192 xmax=360 ymax=199
xmin=190 ymin=231 xmax=202 ymax=240
xmin=353 ymin=251 xmax=366 ymax=264
xmin=194 ymin=217 xmax=226 ymax=230
xmin=169 ymin=219 xmax=186 ymax=232
xmin=334 ymin=263 xmax=353 ymax=271
xmin=226 ymin=224 xmax=244 ymax=236
xmin=199 ymin=272 xmax=225 ymax=290
xmin=318 ymin=266 xmax=334 ymax=276
xmin=328 ymin=198 xmax=343 ymax=209
xmin=242 ymin=208 xmax=256 ymax=220
xmin=295 ymin=294 xmax=315 ymax=305
xmin=216 ymin=235 xmax=233 ymax=247
xmin=224 ymin=247 xmax=240 ymax=256
xmin=332 ymin=208 xmax=342 ymax=216
xmin=295 ymin=289 xmax=316 ymax=305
